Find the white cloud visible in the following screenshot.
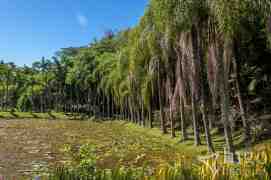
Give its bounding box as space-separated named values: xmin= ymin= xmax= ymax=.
xmin=77 ymin=14 xmax=88 ymax=28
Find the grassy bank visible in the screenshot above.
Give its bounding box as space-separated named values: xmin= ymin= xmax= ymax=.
xmin=0 ymin=111 xmax=69 ymax=120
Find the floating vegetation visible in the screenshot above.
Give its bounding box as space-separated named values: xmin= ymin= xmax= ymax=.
xmin=0 ymin=120 xmax=203 ymax=178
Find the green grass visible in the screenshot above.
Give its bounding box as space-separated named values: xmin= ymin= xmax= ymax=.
xmin=0 ymin=111 xmax=68 ymax=120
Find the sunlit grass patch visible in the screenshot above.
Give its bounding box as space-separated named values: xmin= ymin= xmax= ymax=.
xmin=0 ymin=111 xmax=67 ymax=120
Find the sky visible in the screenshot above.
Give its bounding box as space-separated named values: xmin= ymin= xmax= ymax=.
xmin=0 ymin=0 xmax=149 ymax=66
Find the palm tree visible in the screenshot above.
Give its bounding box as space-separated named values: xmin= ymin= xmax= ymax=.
xmin=209 ymin=0 xmax=271 ymax=157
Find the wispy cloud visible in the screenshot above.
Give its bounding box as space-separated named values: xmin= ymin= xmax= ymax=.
xmin=76 ymin=14 xmax=88 ymax=28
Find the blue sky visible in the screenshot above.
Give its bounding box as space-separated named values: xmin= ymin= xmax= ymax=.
xmin=0 ymin=0 xmax=149 ymax=66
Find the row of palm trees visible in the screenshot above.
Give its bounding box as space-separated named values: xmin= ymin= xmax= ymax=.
xmin=1 ymin=0 xmax=271 ymax=157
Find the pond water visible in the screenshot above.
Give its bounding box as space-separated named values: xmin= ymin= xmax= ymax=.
xmin=0 ymin=119 xmax=198 ymax=179
xmin=0 ymin=119 xmax=94 ymax=179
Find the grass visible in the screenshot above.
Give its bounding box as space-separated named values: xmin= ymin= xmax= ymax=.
xmin=0 ymin=111 xmax=69 ymax=120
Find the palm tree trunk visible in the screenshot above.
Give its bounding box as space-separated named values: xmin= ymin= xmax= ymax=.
xmin=201 ymin=89 xmax=215 ymax=153
xmin=111 ymin=95 xmax=115 ymax=119
xmin=191 ymin=93 xmax=201 ymax=146
xmin=208 ymin=101 xmax=216 ymax=131
xmin=198 ymin=28 xmax=215 ymax=153
xmin=233 ymin=60 xmax=251 ymax=145
xmin=0 ymin=89 xmax=3 ymax=111
xmin=31 ymin=82 xmax=34 ymax=113
xmin=128 ymin=97 xmax=135 ymax=122
xmin=149 ymin=102 xmax=153 ymax=128
xmin=220 ymin=78 xmax=236 ymax=157
xmin=141 ymin=99 xmax=145 ymax=127
xmin=5 ymin=76 xmax=9 ymax=111
xmin=219 ymin=42 xmax=236 ymax=159
xmin=107 ymin=95 xmax=110 ymax=118
xmin=180 ymin=98 xmax=188 ymax=141
xmin=93 ymin=93 xmax=97 ymax=117
xmin=176 ymin=48 xmax=188 ymax=141
xmin=167 ymin=79 xmax=175 ymax=138
xmin=126 ymin=98 xmax=130 ymax=120
xmin=88 ymin=89 xmax=91 ymax=116
xmin=158 ymin=64 xmax=167 ymax=134
xmin=170 ymin=105 xmax=176 ymax=138
xmin=40 ymin=95 xmax=44 ymax=113
xmin=191 ymin=27 xmax=201 ymax=146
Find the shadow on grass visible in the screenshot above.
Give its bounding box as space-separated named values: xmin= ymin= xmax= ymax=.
xmin=10 ymin=111 xmax=19 ymax=118
xmin=48 ymin=112 xmax=56 ymax=119
xmin=182 ymin=140 xmax=195 ymax=146
xmin=30 ymin=112 xmax=39 ymax=118
xmin=211 ymin=130 xmax=250 ymax=151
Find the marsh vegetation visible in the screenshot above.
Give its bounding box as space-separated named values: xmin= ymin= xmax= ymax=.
xmin=0 ymin=119 xmax=203 ymax=178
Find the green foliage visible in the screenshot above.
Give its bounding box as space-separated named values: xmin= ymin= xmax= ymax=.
xmin=17 ymin=92 xmax=32 ymax=111
xmin=61 ymin=143 xmax=97 ymax=177
xmin=50 ymin=145 xmax=271 ymax=180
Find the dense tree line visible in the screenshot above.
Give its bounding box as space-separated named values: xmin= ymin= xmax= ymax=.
xmin=1 ymin=0 xmax=271 ymax=157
